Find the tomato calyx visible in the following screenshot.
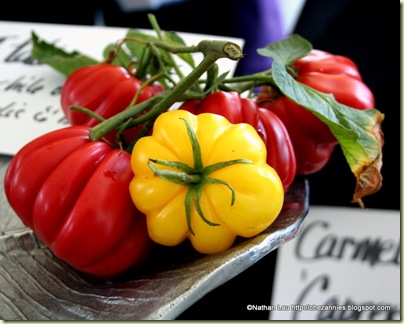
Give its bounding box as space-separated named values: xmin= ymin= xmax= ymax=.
xmin=148 ymin=117 xmax=252 ymax=235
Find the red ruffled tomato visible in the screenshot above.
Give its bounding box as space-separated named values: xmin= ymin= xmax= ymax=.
xmin=4 ymin=126 xmax=153 ymax=278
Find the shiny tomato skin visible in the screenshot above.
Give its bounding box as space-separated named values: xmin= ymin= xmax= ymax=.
xmin=4 ymin=126 xmax=152 ymax=278
xmin=61 ymin=64 xmax=164 ymax=143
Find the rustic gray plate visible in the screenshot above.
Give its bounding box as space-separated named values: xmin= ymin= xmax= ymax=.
xmin=0 ymin=154 xmax=309 ymax=320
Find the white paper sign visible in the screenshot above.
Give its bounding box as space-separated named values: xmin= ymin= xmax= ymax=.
xmin=0 ymin=21 xmax=244 ymax=156
xmin=270 ymin=206 xmax=400 ymax=321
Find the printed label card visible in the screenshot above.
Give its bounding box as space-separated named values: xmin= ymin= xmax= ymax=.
xmin=270 ymin=206 xmax=400 ymax=321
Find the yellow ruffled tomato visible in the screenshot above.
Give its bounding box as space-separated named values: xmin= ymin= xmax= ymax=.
xmin=129 ymin=110 xmax=284 ymax=254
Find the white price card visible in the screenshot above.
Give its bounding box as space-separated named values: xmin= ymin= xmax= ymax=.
xmin=270 ymin=205 xmax=400 ymax=321
xmin=0 ymin=21 xmax=243 ymax=156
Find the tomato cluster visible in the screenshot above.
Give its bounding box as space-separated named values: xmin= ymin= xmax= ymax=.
xmin=4 ymin=46 xmax=375 ymax=278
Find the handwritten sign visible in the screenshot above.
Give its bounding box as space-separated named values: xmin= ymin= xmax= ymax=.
xmin=0 ymin=21 xmax=244 ymax=156
xmin=269 ymin=206 xmax=400 ymax=320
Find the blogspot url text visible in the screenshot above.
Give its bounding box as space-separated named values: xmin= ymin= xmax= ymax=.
xmin=246 ymin=304 xmax=392 ymax=312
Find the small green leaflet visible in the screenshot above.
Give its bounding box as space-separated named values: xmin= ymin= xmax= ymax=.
xmin=257 ymin=34 xmax=312 ymax=65
xmin=31 ymin=32 xmax=98 ymax=76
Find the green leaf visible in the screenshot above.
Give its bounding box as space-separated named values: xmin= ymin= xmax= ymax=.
xmin=31 ymin=32 xmax=99 ymax=76
xmin=272 ymin=60 xmax=384 ymax=203
xmin=163 ymin=31 xmax=195 ymax=68
xmin=257 ymin=34 xmax=312 ymax=65
xmin=102 ymin=43 xmax=132 ymax=67
xmin=124 ymin=29 xmax=158 ymax=61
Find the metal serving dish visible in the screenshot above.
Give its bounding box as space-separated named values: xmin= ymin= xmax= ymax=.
xmin=0 ymin=155 xmax=308 ymax=320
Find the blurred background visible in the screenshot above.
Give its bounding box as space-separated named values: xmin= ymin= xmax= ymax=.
xmin=0 ymin=0 xmax=399 ymax=319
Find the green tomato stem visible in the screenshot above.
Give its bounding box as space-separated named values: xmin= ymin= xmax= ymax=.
xmin=88 ymin=94 xmax=164 ymax=141
xmin=216 ymin=66 xmax=295 ymax=94
xmin=147 ymin=14 xmax=187 ymax=83
xmin=88 ymin=39 xmax=243 ymax=142
xmin=70 ymin=106 xmax=106 ymax=122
